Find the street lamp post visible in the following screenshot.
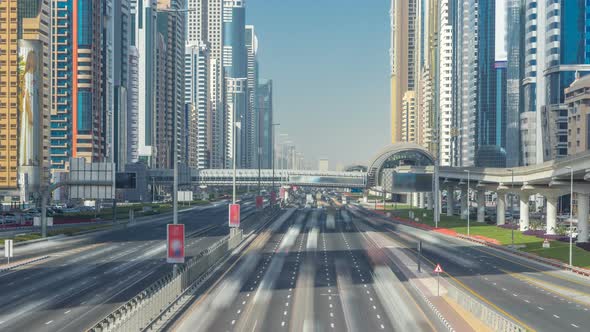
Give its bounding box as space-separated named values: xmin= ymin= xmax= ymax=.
xmin=465 ymin=170 xmax=470 ymax=236
xmin=567 ymin=166 xmax=574 ymax=267
xmin=271 ymin=123 xmax=280 ymax=201
xmin=508 ymin=169 xmax=515 ymax=247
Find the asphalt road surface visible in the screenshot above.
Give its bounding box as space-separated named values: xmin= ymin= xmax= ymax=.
xmin=351 ymin=206 xmax=590 ymax=332
xmin=173 ymin=207 xmax=442 ymax=332
xmin=0 ymin=199 xmax=267 ymax=332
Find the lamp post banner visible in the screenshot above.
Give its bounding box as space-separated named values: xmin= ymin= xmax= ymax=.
xmin=229 ymin=204 xmax=241 ymax=228
xmin=167 ymin=224 xmax=185 ymax=264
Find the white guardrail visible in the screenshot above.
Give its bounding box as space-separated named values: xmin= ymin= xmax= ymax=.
xmin=87 ymin=207 xmax=280 ymax=332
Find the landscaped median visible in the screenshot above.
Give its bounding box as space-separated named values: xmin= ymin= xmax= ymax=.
xmin=370 ymin=206 xmax=590 ymax=269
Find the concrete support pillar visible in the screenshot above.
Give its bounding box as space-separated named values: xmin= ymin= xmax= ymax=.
xmin=519 ymin=195 xmax=530 ymax=231
xmin=460 ymin=188 xmax=468 ymax=220
xmin=476 ymin=189 xmax=485 ymax=223
xmin=545 ymin=194 xmax=558 ymax=235
xmin=496 ymin=192 xmax=506 ymax=225
xmin=446 ymin=187 xmax=454 ymax=216
xmin=577 ymin=193 xmax=589 ymax=242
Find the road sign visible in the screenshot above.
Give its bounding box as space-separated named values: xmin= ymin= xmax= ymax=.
xmin=255 ymin=196 xmax=263 ymax=209
xmin=229 ymin=204 xmax=240 ymax=228
xmin=167 ymin=224 xmax=185 ymax=264
xmin=433 ymin=263 xmax=443 ymax=296
xmin=4 ymin=239 xmax=13 ymax=264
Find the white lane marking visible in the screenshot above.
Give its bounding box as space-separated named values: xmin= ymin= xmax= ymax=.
xmin=538 ymin=307 xmax=544 ymax=310
xmin=380 ymin=324 xmax=385 ymax=329
xmin=330 ymin=323 xmax=335 ymax=328
xmin=281 ymin=321 xmax=286 ymax=327
xmin=553 ymin=314 xmax=560 ymax=319
xmin=524 ymin=300 xmax=530 ymax=303
xmin=572 ymin=324 xmax=580 ymax=328
xmin=237 ymin=309 xmax=241 ymax=314
xmin=45 ymin=320 xmax=53 ymax=325
xmin=64 ymin=310 xmax=71 ymax=314
xmin=231 ymin=320 xmax=236 ymax=325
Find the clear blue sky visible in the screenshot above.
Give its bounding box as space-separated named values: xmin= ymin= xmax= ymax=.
xmin=246 ymin=0 xmax=391 ymax=169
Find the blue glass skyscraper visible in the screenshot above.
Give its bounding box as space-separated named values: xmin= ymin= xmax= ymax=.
xmin=223 ymin=0 xmax=248 ymax=168
xmin=475 ymin=0 xmax=505 ymax=167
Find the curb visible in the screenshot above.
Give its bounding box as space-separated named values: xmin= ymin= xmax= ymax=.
xmin=0 ymin=255 xmax=50 ymax=272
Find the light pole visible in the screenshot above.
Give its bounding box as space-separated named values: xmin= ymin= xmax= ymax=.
xmin=566 ymin=166 xmax=574 ymax=267
xmin=271 ymin=123 xmax=280 ymax=200
xmin=509 ymin=169 xmax=515 ymax=247
xmin=465 ymin=170 xmax=470 ymax=236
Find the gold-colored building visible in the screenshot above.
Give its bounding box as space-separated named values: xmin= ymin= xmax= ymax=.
xmin=0 ymin=0 xmax=51 ymax=198
xmin=390 ymin=0 xmax=417 ymax=144
xmin=0 ymin=0 xmax=19 ymax=190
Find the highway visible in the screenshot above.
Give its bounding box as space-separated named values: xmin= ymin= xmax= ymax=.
xmin=173 ymin=207 xmax=444 ymax=332
xmin=0 ymin=199 xmax=266 ymax=331
xmin=350 ymin=205 xmax=590 ymax=331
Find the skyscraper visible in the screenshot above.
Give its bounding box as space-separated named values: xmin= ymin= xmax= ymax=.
xmin=0 ymin=0 xmax=51 ymax=200
xmin=439 ymin=0 xmax=453 ymax=166
xmin=474 ymin=0 xmax=502 ymax=167
xmin=132 ymin=0 xmax=158 ymax=166
xmin=187 ymin=0 xmax=225 ymax=169
xmin=521 ymin=0 xmax=590 ymax=164
xmin=257 ymin=79 xmax=273 ymax=169
xmin=390 ymin=0 xmax=417 ymax=144
xmin=185 ymin=43 xmax=210 ymax=169
xmin=50 ymin=0 xmax=106 ymax=172
xmin=155 ymin=0 xmax=186 ymax=169
xmin=245 ymin=25 xmax=258 ymax=169
xmin=453 ymin=0 xmax=499 ymax=167
xmin=223 ymin=0 xmax=247 ymax=169
xmin=504 ymin=0 xmax=523 ymax=167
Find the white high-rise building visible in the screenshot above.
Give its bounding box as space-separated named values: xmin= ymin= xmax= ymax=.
xmin=131 ymin=0 xmax=158 ymax=165
xmin=187 ymin=0 xmax=225 ymax=168
xmin=185 ymin=43 xmax=210 ymax=169
xmin=455 ymin=0 xmax=478 ymax=166
xmin=438 ymin=0 xmax=453 ymax=166
xmin=246 ymin=25 xmax=259 ymax=168
xmin=127 ymin=47 xmax=139 ymax=163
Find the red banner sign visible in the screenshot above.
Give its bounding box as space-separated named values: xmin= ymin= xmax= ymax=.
xmin=229 ymin=204 xmax=240 ymax=228
xmin=167 ymin=224 xmax=185 ymax=264
xmin=270 ymin=191 xmax=276 ymax=204
xmin=255 ymin=196 xmax=263 ymax=209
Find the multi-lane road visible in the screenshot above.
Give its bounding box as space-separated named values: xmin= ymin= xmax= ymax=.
xmin=172 ymin=207 xmax=448 ymax=331
xmin=5 ymin=197 xmax=590 ymax=332
xmin=172 ymin=202 xmax=590 ymax=332
xmin=350 ymin=205 xmax=590 ymax=331
xmin=0 ymin=199 xmax=264 ymax=332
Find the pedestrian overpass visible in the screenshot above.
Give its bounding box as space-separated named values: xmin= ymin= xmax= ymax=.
xmin=146 ymin=168 xmax=367 ymax=189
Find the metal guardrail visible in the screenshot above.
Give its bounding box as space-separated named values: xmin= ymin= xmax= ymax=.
xmin=87 ymin=207 xmax=278 ymax=332
xmin=445 ymin=278 xmax=525 ymax=332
